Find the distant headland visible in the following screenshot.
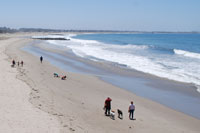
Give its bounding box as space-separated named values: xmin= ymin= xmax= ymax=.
xmin=0 ymin=27 xmax=199 ymax=34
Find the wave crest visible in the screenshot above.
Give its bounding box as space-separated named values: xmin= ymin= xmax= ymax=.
xmin=174 ymin=49 xmax=200 ymax=59
xmin=109 ymin=44 xmax=149 ymax=50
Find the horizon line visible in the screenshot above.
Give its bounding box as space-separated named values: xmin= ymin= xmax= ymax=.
xmin=1 ymin=26 xmax=200 ymax=33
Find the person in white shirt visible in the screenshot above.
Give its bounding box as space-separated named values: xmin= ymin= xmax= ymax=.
xmin=128 ymin=101 xmax=135 ymax=120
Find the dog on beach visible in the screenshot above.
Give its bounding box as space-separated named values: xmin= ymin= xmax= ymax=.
xmin=110 ymin=110 xmax=115 ymax=120
xmin=117 ymin=109 xmax=123 ymax=119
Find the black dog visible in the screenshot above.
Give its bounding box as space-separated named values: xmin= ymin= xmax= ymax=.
xmin=117 ymin=109 xmax=123 ymax=119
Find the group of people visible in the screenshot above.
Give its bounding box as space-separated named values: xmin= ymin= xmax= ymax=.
xmin=40 ymin=56 xmax=67 ymax=80
xmin=12 ymin=55 xmax=135 ymax=122
xmin=12 ymin=56 xmax=67 ymax=81
xmin=11 ymin=55 xmax=43 ymax=68
xmin=11 ymin=60 xmax=24 ymax=67
xmin=104 ymin=97 xmax=135 ymax=120
xmin=54 ymin=73 xmax=67 ymax=80
xmin=12 ymin=56 xmax=43 ymax=68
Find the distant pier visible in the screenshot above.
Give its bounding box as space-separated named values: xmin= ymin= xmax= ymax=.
xmin=32 ymin=37 xmax=70 ymax=41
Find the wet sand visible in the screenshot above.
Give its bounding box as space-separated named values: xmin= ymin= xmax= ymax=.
xmin=2 ymin=33 xmax=200 ymax=132
xmin=23 ymin=39 xmax=200 ymax=119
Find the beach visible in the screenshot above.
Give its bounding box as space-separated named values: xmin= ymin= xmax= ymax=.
xmin=0 ymin=34 xmax=61 ymax=132
xmin=1 ymin=33 xmax=200 ymax=132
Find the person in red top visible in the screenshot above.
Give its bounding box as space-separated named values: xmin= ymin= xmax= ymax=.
xmin=104 ymin=97 xmax=112 ymax=116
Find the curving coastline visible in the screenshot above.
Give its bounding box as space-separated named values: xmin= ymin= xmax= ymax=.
xmin=1 ymin=33 xmax=200 ymax=133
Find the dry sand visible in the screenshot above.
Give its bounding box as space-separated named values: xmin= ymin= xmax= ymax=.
xmin=0 ymin=34 xmax=61 ymax=132
xmin=1 ymin=33 xmax=200 ymax=132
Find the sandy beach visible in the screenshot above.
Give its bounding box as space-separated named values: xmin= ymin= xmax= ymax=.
xmin=0 ymin=34 xmax=61 ymax=132
xmin=1 ymin=33 xmax=200 ymax=133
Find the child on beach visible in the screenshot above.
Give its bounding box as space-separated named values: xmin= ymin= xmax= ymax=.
xmin=21 ymin=61 xmax=23 ymax=67
xmin=54 ymin=73 xmax=60 ymax=77
xmin=128 ymin=101 xmax=135 ymax=120
xmin=61 ymin=75 xmax=66 ymax=80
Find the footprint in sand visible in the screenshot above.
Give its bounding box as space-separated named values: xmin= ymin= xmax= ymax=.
xmin=63 ymin=125 xmax=68 ymax=127
xmin=69 ymin=127 xmax=75 ymax=131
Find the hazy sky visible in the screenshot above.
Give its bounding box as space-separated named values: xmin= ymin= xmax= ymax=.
xmin=0 ymin=0 xmax=199 ymax=31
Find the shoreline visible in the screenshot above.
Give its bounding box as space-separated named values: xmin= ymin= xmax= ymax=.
xmin=71 ymin=33 xmax=200 ymax=93
xmin=28 ymin=36 xmax=199 ymax=89
xmin=3 ymin=33 xmax=200 ymax=132
xmin=23 ymin=38 xmax=200 ymax=119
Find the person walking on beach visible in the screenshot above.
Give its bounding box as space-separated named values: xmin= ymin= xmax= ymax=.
xmin=21 ymin=61 xmax=24 ymax=67
xmin=128 ymin=101 xmax=135 ymax=120
xmin=40 ymin=56 xmax=43 ymax=63
xmin=104 ymin=97 xmax=112 ymax=116
xmin=12 ymin=60 xmax=16 ymax=67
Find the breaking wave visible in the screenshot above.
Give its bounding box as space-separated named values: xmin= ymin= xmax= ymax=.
xmin=34 ymin=34 xmax=200 ymax=94
xmin=174 ymin=49 xmax=200 ymax=59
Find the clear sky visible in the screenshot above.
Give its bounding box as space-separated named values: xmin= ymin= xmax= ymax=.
xmin=0 ymin=0 xmax=199 ymax=31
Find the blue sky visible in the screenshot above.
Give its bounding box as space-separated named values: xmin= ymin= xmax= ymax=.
xmin=0 ymin=0 xmax=199 ymax=31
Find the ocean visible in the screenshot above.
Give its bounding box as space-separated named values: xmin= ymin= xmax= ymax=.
xmin=67 ymin=33 xmax=200 ymax=93
xmin=26 ymin=33 xmax=200 ymax=119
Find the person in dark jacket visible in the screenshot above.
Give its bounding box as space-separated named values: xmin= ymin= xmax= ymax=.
xmin=12 ymin=60 xmax=16 ymax=67
xmin=21 ymin=61 xmax=24 ymax=67
xmin=40 ymin=56 xmax=43 ymax=63
xmin=104 ymin=97 xmax=112 ymax=116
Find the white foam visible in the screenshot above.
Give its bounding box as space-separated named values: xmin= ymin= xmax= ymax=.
xmin=32 ymin=34 xmax=70 ymax=40
xmin=70 ymin=38 xmax=100 ymax=44
xmin=46 ymin=35 xmax=200 ymax=94
xmin=105 ymin=44 xmax=149 ymax=51
xmin=197 ymin=86 xmax=200 ymax=93
xmin=174 ymin=49 xmax=200 ymax=59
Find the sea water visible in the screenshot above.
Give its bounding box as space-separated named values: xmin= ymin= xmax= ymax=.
xmin=48 ymin=33 xmax=200 ymax=93
xmin=25 ymin=33 xmax=200 ymax=119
